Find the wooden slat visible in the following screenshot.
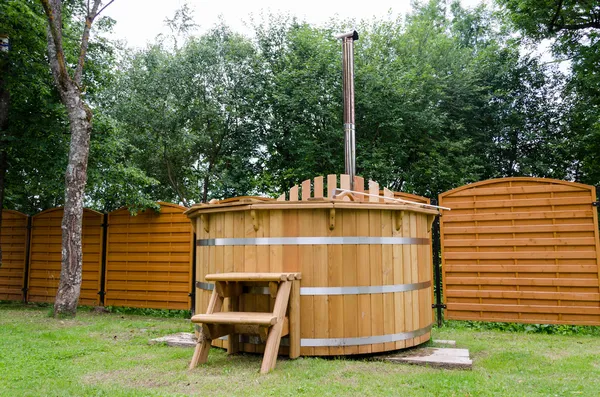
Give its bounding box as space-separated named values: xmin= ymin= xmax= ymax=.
xmin=327 ymin=174 xmax=337 ymax=199
xmin=289 ymin=185 xmax=299 ymax=202
xmin=368 ymin=180 xmax=379 ymax=203
xmin=445 ymin=289 xmax=600 ymax=301
xmin=206 ymin=273 xmax=301 ymax=282
xmin=446 ymin=265 xmax=599 ymax=273
xmin=444 ymin=237 xmax=596 ymax=247
xmin=301 ymin=179 xmax=311 ymax=201
xmin=447 ymin=303 xmax=600 ymax=315
xmin=191 ymin=312 xmax=277 ymax=326
xmin=313 ymin=176 xmax=324 ymax=199
xmin=443 ymin=224 xmax=596 ymax=234
xmin=446 ymin=196 xmax=591 ymax=210
xmin=445 ymin=277 xmax=598 ymax=287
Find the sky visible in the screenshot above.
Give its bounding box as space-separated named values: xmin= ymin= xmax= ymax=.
xmin=103 ymin=0 xmax=486 ymax=48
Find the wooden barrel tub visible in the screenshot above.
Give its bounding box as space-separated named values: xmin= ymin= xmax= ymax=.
xmin=186 ymin=186 xmax=437 ymax=356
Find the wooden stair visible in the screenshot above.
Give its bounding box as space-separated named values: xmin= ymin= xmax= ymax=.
xmin=189 ymin=272 xmax=301 ymax=374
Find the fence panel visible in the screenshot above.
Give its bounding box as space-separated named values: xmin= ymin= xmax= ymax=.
xmin=440 ymin=177 xmax=600 ymax=325
xmin=105 ymin=202 xmax=193 ymax=310
xmin=0 ymin=210 xmax=29 ymax=300
xmin=28 ymin=208 xmax=103 ymax=305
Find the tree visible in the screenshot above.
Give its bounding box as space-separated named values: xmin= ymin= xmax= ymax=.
xmin=497 ymin=0 xmax=600 ymax=186
xmin=40 ymin=0 xmax=114 ymax=316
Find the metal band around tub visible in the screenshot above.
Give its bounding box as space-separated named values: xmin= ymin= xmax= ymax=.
xmin=197 ymin=237 xmax=430 ymax=246
xmin=300 ymin=280 xmax=431 ymax=296
xmin=196 ymin=280 xmax=431 ymax=296
xmin=300 ymin=324 xmax=432 ymax=347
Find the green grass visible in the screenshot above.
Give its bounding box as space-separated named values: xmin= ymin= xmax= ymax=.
xmin=1 ymin=302 xmax=599 ymax=396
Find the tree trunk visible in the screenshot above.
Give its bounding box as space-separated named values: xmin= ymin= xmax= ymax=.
xmin=53 ymin=81 xmax=92 ymax=316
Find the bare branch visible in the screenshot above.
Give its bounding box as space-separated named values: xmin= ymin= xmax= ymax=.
xmin=548 ymin=0 xmax=563 ymax=33
xmin=74 ymin=0 xmax=106 ymax=85
xmin=96 ymin=0 xmax=115 ymax=18
xmin=40 ymin=0 xmax=70 ymax=87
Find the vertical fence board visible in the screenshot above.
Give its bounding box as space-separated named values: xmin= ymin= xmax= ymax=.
xmin=0 ymin=210 xmax=28 ymax=301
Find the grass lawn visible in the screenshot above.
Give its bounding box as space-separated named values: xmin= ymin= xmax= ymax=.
xmin=1 ymin=302 xmax=599 ymax=396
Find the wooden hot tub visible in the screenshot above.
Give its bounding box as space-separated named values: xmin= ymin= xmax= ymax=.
xmin=185 ymin=175 xmax=438 ymax=356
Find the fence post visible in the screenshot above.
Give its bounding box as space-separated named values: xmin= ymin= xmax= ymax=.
xmin=189 ymin=232 xmax=196 ymax=314
xmin=430 ymin=199 xmax=445 ymax=327
xmin=98 ymin=213 xmax=108 ymax=306
xmin=21 ymin=215 xmax=32 ymax=303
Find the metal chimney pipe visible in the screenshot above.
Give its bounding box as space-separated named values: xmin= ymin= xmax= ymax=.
xmin=336 ymin=30 xmax=358 ymax=189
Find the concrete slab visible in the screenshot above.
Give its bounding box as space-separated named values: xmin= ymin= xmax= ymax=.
xmin=383 ymin=348 xmax=472 ymax=370
xmin=432 ymin=339 xmax=456 ymax=347
xmin=150 ymin=332 xmax=196 ymax=347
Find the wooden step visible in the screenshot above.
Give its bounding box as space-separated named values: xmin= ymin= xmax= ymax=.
xmin=191 ymin=312 xmax=277 ymax=326
xmin=205 ymin=272 xmax=302 ymax=282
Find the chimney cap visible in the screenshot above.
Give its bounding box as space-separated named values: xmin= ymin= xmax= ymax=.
xmin=335 ymin=30 xmax=359 ymax=41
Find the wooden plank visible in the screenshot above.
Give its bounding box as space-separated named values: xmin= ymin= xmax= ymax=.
xmin=444 ymin=237 xmax=597 ymax=247
xmin=289 ymin=185 xmax=299 ymax=202
xmin=444 ymin=251 xmax=597 ymax=260
xmin=327 ymin=174 xmax=337 ymax=199
xmin=392 ymin=209 xmax=405 ymax=350
xmin=357 ymin=209 xmax=371 ymax=354
xmin=445 ymin=277 xmax=598 ymax=287
xmin=445 ymin=289 xmax=600 ymax=301
xmin=261 ymin=280 xmax=292 ymax=373
xmin=447 ymin=303 xmax=600 ymax=315
xmin=298 ymin=209 xmax=314 ymax=356
xmin=383 ymin=187 xmax=394 ymax=203
xmin=328 ymin=203 xmax=344 ymax=355
xmin=312 ymin=209 xmax=329 ymax=356
xmin=368 ymin=180 xmax=379 ymax=203
xmin=443 ymin=224 xmax=596 ymax=234
xmin=446 ymin=264 xmax=599 ymax=273
xmin=353 ymin=176 xmax=365 ymax=202
xmin=191 ymin=312 xmax=277 ymax=325
xmin=301 ymin=179 xmax=311 ymax=201
xmin=381 ymin=210 xmax=395 ymax=351
xmin=206 ymin=273 xmax=301 ymax=282
xmin=442 ymin=210 xmax=593 ymax=222
xmin=289 ymin=279 xmax=301 ymax=359
xmin=342 ymin=209 xmax=358 ymax=355
xmin=277 ymin=193 xmax=286 ymax=201
xmin=314 ymin=176 xmax=324 ymax=199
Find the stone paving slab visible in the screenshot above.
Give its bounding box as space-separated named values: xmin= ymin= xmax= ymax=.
xmin=150 ymin=332 xmax=197 ymax=347
xmin=383 ymin=347 xmax=472 ymax=369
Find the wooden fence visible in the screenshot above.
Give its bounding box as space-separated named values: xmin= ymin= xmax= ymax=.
xmin=439 ymin=178 xmax=600 ymax=325
xmin=105 ymin=203 xmax=194 ymax=310
xmin=28 ymin=208 xmax=104 ymax=305
xmin=0 ymin=210 xmax=29 ymax=301
xmin=0 ymin=203 xmax=193 ymax=310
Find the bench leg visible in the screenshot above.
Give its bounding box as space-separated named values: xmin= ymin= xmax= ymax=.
xmin=189 ymin=289 xmax=223 ymax=370
xmin=260 ymin=281 xmax=292 ymax=374
xmin=189 ymin=333 xmax=212 ymax=369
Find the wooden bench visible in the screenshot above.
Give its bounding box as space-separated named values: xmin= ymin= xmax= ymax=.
xmin=189 ymin=272 xmax=301 ymax=374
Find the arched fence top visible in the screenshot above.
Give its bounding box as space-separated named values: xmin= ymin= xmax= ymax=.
xmin=439 ymin=177 xmax=593 ymax=199
xmin=32 ymin=206 xmax=104 ymax=219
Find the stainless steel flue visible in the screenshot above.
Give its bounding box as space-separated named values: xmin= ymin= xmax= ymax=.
xmin=336 ymin=30 xmax=358 ymax=188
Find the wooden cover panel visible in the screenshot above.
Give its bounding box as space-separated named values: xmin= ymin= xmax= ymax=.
xmin=194 ymin=208 xmax=434 ymax=356
xmin=0 ymin=210 xmax=28 ymax=300
xmin=440 ymin=178 xmax=600 ymax=325
xmin=105 ymin=203 xmax=193 ymax=310
xmin=28 ymin=208 xmax=103 ymax=306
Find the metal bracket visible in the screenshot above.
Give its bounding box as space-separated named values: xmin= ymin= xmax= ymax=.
xmin=431 ymin=303 xmax=447 ymax=309
xmin=97 ymin=290 xmax=106 ymax=298
xmin=593 ymin=201 xmax=599 ymax=207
